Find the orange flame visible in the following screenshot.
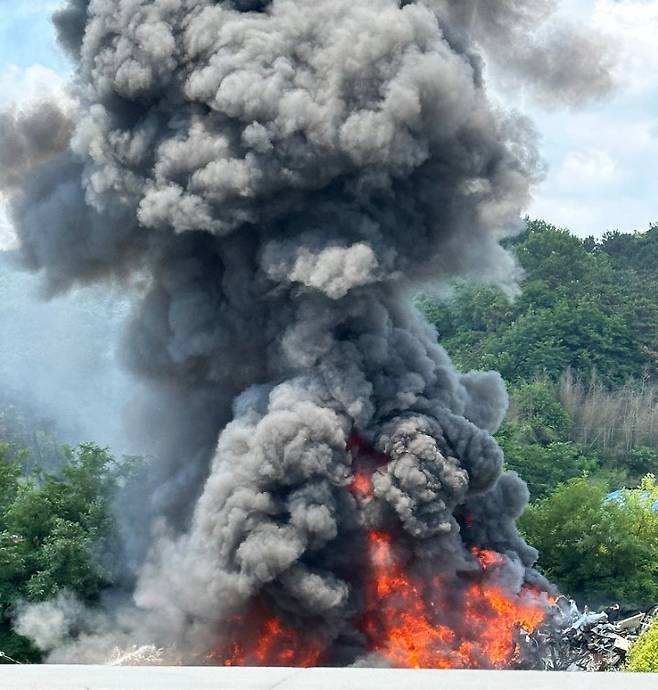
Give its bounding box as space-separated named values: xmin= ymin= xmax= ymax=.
xmin=350 ymin=472 xmax=374 ymax=498
xmin=208 ymin=609 xmax=323 ymax=667
xmin=208 ymin=436 xmax=551 ymax=669
xmin=360 ymin=532 xmax=549 ymax=669
xmin=209 ymin=536 xmax=549 ymax=669
xmin=347 ymin=434 xmax=387 ymax=503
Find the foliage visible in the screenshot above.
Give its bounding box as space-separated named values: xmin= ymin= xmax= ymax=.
xmin=420 ymin=220 xmax=658 ymax=386
xmin=501 ymin=434 xmax=597 ymax=500
xmin=627 ymin=620 xmax=658 ymax=672
xmin=495 ymin=380 xmax=597 ymax=499
xmin=0 ymin=443 xmax=123 ymax=663
xmin=560 ymin=372 xmax=658 ymax=474
xmin=520 ymin=476 xmax=658 ymax=607
xmin=598 ymin=225 xmax=658 ymax=275
xmin=507 ymin=379 xmax=571 ymax=443
xmin=626 ymin=447 xmax=658 ymax=481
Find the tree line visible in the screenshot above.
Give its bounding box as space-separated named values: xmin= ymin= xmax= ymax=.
xmin=421 ymin=221 xmax=658 ymax=611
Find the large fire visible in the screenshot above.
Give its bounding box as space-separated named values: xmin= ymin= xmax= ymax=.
xmin=208 ymin=606 xmax=324 ymax=668
xmin=360 ymin=531 xmax=548 ymax=668
xmin=208 ymin=436 xmax=551 ymax=668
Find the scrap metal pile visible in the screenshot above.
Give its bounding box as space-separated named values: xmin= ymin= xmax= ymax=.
xmin=519 ymin=597 xmax=658 ymax=671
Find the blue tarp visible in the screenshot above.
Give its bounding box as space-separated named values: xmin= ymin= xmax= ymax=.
xmin=605 ymin=489 xmax=658 ymax=512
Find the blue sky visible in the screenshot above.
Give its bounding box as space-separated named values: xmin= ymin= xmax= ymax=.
xmin=0 ymin=0 xmax=657 ymax=243
xmin=0 ymin=1 xmax=68 ymax=74
xmin=526 ymin=0 xmax=658 ymax=238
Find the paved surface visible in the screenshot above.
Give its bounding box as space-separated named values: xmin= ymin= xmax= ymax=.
xmin=1 ymin=667 xmax=657 ymax=690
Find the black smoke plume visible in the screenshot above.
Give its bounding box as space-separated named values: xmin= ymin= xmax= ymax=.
xmin=3 ymin=0 xmax=611 ymax=664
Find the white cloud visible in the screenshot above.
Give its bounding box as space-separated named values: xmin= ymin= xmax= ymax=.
xmin=531 ymin=188 xmax=657 ymax=237
xmin=0 ymin=204 xmax=17 ymax=252
xmin=592 ymin=0 xmax=658 ymax=96
xmin=526 ymin=0 xmax=658 ymax=237
xmin=558 ymin=149 xmax=618 ymax=187
xmin=0 ymin=63 xmax=73 ymax=111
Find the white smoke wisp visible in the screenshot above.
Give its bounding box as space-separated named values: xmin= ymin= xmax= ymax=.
xmin=3 ymin=0 xmax=612 ymax=667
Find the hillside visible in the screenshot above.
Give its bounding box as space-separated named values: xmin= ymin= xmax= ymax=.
xmin=420 ymin=220 xmax=658 ymax=387
xmin=421 ymin=220 xmax=658 ymax=606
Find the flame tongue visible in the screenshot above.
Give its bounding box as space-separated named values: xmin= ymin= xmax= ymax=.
xmin=347 ymin=433 xmax=388 ymax=502
xmin=359 ymin=530 xmax=458 ymax=669
xmin=209 ymin=607 xmax=324 ymax=668
xmin=210 ymin=437 xmax=550 ymax=669
xmin=360 ymin=532 xmax=548 ymax=669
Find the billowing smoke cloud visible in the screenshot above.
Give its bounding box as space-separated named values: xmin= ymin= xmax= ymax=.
xmin=4 ymin=0 xmax=611 ymax=665
xmin=0 ymin=103 xmax=73 ymax=190
xmin=445 ymin=1 xmax=614 ymax=105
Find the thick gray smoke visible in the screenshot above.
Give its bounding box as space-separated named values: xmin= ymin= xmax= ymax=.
xmin=4 ymin=0 xmax=611 ymax=665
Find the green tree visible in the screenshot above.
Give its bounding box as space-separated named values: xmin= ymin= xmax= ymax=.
xmin=495 ymin=380 xmax=597 ymax=499
xmin=520 ymin=476 xmax=658 ymax=606
xmin=599 ymin=225 xmax=658 ymax=274
xmin=419 ymin=220 xmax=658 ymax=386
xmin=501 ymin=436 xmax=596 ymax=500
xmin=509 ymin=379 xmax=571 ymax=443
xmin=0 ymin=443 xmax=121 ymax=663
xmin=626 ymin=447 xmax=658 ymax=483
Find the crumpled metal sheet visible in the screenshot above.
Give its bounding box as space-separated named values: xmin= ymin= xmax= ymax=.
xmin=516 ymin=598 xmax=658 ymax=672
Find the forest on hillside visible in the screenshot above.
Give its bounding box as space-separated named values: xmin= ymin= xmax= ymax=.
xmin=3 ymin=220 xmax=658 ymax=663
xmin=420 ymin=220 xmax=658 ymax=610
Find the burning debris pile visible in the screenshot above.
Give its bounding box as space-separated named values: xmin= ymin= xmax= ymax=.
xmin=522 ymin=599 xmax=658 ymax=672
xmin=0 ymin=0 xmax=612 ymax=669
xmin=202 ymin=436 xmax=555 ymax=669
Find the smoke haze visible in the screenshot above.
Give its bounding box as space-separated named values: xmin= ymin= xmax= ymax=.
xmin=0 ymin=250 xmax=140 ymax=461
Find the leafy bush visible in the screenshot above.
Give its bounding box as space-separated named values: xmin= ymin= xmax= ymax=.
xmin=520 ymin=476 xmax=658 ymax=607
xmin=0 ymin=443 xmax=124 ymax=663
xmin=508 ymin=379 xmax=571 ymax=444
xmin=627 ymin=621 xmax=658 ymax=672
xmin=501 ymin=435 xmax=596 ymax=500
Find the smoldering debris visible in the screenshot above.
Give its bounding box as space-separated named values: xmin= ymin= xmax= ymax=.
xmin=108 ymin=645 xmax=167 ymax=667
xmin=520 ymin=598 xmax=658 ymax=672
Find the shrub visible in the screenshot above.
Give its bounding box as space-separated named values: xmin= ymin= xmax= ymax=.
xmin=520 ymin=476 xmax=658 ymax=606
xmin=627 ymin=621 xmax=658 ymax=672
